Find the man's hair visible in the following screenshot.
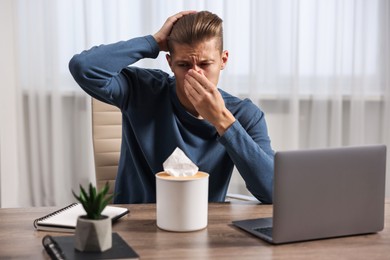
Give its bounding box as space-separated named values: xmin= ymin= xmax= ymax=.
xmin=167 ymin=11 xmax=223 ymax=54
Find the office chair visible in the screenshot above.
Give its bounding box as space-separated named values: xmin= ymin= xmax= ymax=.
xmin=91 ymin=98 xmax=121 ymax=200
xmin=91 ymin=98 xmax=256 ymax=202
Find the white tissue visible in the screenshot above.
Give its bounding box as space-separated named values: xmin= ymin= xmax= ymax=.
xmin=163 ymin=147 xmax=199 ymax=177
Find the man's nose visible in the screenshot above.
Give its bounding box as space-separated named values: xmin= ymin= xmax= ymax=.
xmin=191 ymin=64 xmax=201 ymax=73
xmin=191 ymin=63 xmax=200 ymax=71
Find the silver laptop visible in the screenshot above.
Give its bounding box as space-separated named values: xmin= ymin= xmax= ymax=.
xmin=233 ymin=145 xmax=387 ymax=244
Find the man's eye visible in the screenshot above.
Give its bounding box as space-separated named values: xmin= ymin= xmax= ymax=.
xmin=178 ymin=64 xmax=189 ymax=68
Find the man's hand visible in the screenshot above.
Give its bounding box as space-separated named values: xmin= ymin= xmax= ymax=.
xmin=153 ymin=10 xmax=196 ymax=52
xmin=184 ymin=69 xmax=236 ymax=135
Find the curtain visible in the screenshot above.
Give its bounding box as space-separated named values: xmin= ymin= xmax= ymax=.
xmin=1 ymin=0 xmax=389 ymax=207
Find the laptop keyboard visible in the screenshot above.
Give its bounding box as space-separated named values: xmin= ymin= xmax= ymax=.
xmin=253 ymin=227 xmax=273 ymax=237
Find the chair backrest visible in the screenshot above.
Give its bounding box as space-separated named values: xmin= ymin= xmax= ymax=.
xmin=91 ymin=98 xmax=121 ymax=200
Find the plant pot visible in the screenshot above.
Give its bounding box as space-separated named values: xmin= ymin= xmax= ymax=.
xmin=74 ymin=215 xmax=112 ymax=252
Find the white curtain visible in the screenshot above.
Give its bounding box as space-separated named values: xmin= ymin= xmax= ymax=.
xmin=1 ymin=0 xmax=389 ymax=207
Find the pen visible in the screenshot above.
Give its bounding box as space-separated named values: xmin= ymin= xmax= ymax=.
xmin=42 ymin=235 xmax=66 ymax=260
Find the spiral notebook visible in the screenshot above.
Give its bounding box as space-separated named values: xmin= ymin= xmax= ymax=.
xmin=34 ymin=203 xmax=129 ymax=233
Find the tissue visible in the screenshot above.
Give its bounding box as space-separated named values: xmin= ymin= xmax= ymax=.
xmin=163 ymin=147 xmax=199 ymax=177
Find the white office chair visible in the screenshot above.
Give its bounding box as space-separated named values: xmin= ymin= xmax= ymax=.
xmin=91 ymin=98 xmax=255 ymax=202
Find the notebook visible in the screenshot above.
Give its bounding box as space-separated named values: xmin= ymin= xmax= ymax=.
xmin=43 ymin=233 xmax=139 ymax=259
xmin=233 ymin=145 xmax=387 ymax=244
xmin=34 ymin=203 xmax=129 ymax=232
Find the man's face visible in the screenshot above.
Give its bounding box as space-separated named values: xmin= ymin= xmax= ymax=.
xmin=166 ymin=38 xmax=228 ymax=106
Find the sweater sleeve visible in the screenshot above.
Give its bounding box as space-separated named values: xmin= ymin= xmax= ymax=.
xmin=68 ymin=35 xmax=160 ymax=109
xmin=218 ymin=108 xmax=274 ymax=204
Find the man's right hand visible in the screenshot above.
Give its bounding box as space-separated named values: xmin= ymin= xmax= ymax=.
xmin=153 ymin=10 xmax=196 ymax=52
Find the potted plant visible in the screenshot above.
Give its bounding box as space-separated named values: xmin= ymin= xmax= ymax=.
xmin=72 ymin=182 xmax=114 ymax=252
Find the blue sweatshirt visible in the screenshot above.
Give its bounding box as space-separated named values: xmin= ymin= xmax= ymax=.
xmin=69 ymin=35 xmax=274 ymax=203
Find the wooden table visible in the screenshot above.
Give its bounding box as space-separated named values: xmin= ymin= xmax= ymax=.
xmin=0 ymin=201 xmax=389 ymax=259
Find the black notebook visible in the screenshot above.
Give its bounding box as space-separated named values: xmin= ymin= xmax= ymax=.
xmin=45 ymin=232 xmax=139 ymax=259
xmin=34 ymin=203 xmax=129 ymax=232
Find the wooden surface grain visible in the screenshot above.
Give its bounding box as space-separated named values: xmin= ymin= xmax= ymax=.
xmin=0 ymin=201 xmax=389 ymax=259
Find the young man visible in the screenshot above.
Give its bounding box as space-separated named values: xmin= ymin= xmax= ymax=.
xmin=69 ymin=11 xmax=274 ymax=204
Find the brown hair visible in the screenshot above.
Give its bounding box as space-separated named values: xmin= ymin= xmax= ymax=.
xmin=167 ymin=11 xmax=223 ymax=54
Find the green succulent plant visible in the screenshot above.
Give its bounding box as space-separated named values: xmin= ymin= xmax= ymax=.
xmin=72 ymin=182 xmax=114 ymax=220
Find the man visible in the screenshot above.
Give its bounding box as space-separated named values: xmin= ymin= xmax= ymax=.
xmin=69 ymin=11 xmax=274 ymax=204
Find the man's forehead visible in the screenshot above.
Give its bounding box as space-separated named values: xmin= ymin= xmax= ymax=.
xmin=170 ymin=40 xmax=221 ymax=61
xmin=173 ymin=55 xmax=215 ymax=62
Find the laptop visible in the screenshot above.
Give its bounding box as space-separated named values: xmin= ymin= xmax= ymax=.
xmin=233 ymin=145 xmax=387 ymax=244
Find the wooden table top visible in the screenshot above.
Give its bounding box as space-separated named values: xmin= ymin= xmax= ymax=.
xmin=0 ymin=200 xmax=389 ymax=259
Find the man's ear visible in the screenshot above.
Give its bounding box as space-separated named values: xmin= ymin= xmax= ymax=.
xmin=221 ymin=50 xmax=229 ymax=70
xmin=166 ymin=54 xmax=173 ymax=71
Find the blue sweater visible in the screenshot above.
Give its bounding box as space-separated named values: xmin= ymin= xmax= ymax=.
xmin=69 ymin=35 xmax=274 ymax=203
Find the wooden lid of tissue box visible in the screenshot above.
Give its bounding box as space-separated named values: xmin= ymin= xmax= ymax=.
xmin=156 ymin=171 xmax=209 ymax=180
